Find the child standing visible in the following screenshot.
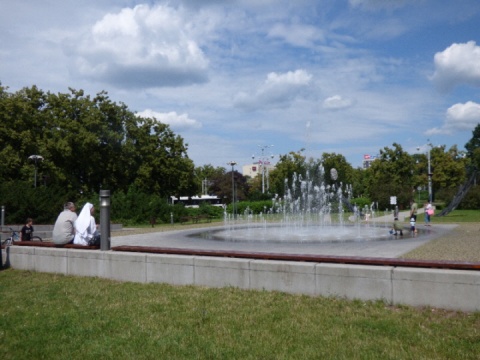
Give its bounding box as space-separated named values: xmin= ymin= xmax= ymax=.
xmin=410 ymin=217 xmax=416 ymax=234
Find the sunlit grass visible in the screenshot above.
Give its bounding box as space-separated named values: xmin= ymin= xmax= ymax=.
xmin=1 ymin=270 xmax=479 ymax=359
xmin=422 ymin=209 xmax=480 ymax=223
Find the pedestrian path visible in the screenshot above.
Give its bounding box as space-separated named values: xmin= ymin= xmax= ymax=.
xmin=370 ymin=206 xmax=430 ymax=223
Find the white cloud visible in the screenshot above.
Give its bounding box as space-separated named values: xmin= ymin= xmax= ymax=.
xmin=233 ymin=69 xmax=312 ymax=110
xmin=265 ymin=70 xmax=312 ymax=86
xmin=137 ymin=109 xmax=202 ymax=130
xmin=323 ymin=95 xmax=353 ymax=110
xmin=67 ymin=4 xmax=209 ymax=88
xmin=431 ymin=41 xmax=480 ymax=91
xmin=426 ymin=101 xmax=480 ymax=135
xmin=268 ymin=23 xmax=325 ymax=48
xmin=2 ymin=0 xmax=480 ymax=169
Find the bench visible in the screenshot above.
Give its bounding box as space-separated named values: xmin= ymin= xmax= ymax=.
xmin=12 ymin=241 xmax=100 ymax=249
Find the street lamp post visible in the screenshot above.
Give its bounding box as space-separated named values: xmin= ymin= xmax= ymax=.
xmin=227 ymin=161 xmax=237 ymax=219
xmin=28 ymin=155 xmax=44 ymax=188
xmin=252 ymin=145 xmax=274 ymax=193
xmin=417 ymin=141 xmax=433 ymax=203
xmin=427 ymin=146 xmax=432 ymax=203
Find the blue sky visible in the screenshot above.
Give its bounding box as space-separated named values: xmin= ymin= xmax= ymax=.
xmin=1 ymin=0 xmax=480 ymax=170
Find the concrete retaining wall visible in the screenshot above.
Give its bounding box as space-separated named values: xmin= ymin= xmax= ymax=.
xmin=3 ymin=246 xmax=480 ymax=312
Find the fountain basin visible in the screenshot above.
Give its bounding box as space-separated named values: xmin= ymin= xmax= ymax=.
xmin=192 ymin=223 xmax=399 ymax=244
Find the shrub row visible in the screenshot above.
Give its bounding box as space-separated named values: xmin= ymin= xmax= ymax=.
xmin=1 ymin=182 xmax=479 ymax=225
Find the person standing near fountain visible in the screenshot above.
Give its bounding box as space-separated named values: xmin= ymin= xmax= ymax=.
xmin=391 ymin=217 xmax=403 ymax=236
xmin=409 ymin=200 xmax=418 ymax=222
xmin=424 ymin=201 xmax=433 ymax=226
xmin=410 ymin=216 xmax=417 ymax=234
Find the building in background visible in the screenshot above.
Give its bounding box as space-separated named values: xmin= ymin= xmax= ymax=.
xmin=242 ymin=161 xmax=275 ymax=178
xmin=243 ymin=160 xmax=276 ymax=193
xmin=362 ymin=154 xmax=378 ymax=169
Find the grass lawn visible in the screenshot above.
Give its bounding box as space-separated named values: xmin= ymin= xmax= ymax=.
xmin=419 ymin=209 xmax=480 ymax=223
xmin=1 ymin=270 xmax=480 ymax=359
xmin=2 ymin=209 xmax=479 ymax=358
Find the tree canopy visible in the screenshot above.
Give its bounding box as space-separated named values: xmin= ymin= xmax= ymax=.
xmin=1 ymin=82 xmax=479 ymax=223
xmin=0 ymin=84 xmax=195 ymax=198
xmin=465 ymin=124 xmax=480 ymax=171
xmin=0 ymin=84 xmax=200 ymax=223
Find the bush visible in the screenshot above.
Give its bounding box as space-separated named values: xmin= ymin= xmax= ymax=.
xmin=350 ymin=197 xmax=372 ymax=210
xmin=0 ymin=180 xmax=77 ymax=224
xmin=228 ymin=200 xmax=275 ymax=215
xmin=178 ymin=204 xmax=224 ymax=220
xmin=457 ymin=185 xmax=480 ymax=210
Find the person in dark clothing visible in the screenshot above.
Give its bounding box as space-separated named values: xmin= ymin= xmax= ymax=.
xmin=20 ymin=218 xmax=34 ymax=241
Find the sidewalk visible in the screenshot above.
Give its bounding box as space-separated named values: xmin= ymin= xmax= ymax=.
xmin=370 ymin=208 xmax=426 ymax=223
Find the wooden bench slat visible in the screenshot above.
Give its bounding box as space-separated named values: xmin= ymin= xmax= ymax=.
xmin=13 ymin=241 xmax=99 ymax=249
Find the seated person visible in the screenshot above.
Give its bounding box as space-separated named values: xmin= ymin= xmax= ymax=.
xmin=73 ymin=202 xmax=99 ymax=246
xmin=52 ymin=202 xmax=77 ymax=245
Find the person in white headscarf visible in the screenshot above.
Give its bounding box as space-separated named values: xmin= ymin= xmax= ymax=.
xmin=73 ymin=202 xmax=98 ymax=246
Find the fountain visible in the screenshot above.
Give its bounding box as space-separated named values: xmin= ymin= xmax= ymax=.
xmin=192 ymin=167 xmax=393 ymax=244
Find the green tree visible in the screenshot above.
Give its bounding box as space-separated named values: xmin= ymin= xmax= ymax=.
xmin=413 ymin=145 xmax=467 ymax=203
xmin=365 ymin=143 xmax=415 ymax=209
xmin=0 ymin=85 xmax=196 ymax=197
xmin=350 ymin=167 xmax=370 ymax=200
xmin=0 ymin=84 xmax=197 ymax=222
xmin=465 ymin=123 xmax=480 ymax=171
xmin=431 ymin=145 xmax=467 ymax=192
xmin=268 ymin=150 xmax=308 ymax=197
xmin=0 ymin=84 xmax=49 ymax=184
xmin=211 ymin=170 xmax=249 ymax=204
xmin=194 ymin=165 xmax=226 ymax=196
xmin=320 ymin=152 xmax=355 ymax=189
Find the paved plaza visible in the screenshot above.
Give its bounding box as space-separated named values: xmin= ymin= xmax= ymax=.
xmin=111 ymin=211 xmax=457 ymax=259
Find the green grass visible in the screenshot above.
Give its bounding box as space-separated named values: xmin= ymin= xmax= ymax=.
xmin=430 ymin=209 xmax=480 ymax=223
xmin=1 ymin=270 xmax=480 ymax=359
xmin=407 ymin=209 xmax=480 ymax=224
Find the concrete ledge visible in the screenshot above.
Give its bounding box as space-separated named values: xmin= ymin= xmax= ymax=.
xmin=195 ymin=256 xmax=250 ymax=289
xmin=104 ymin=252 xmax=147 ymax=283
xmin=36 ymin=248 xmax=69 ymax=274
xmin=146 ymin=254 xmax=194 ymax=285
xmin=393 ymin=267 xmax=480 ymax=312
xmin=7 ymin=246 xmax=36 ymax=271
xmin=4 ymin=246 xmax=480 ymax=312
xmin=250 ymin=260 xmax=316 ymax=295
xmin=68 ymin=250 xmax=106 ymax=278
xmin=315 ymin=263 xmax=393 ymax=302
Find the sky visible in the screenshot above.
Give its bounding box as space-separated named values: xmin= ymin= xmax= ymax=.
xmin=1 ymin=0 xmax=480 ymax=171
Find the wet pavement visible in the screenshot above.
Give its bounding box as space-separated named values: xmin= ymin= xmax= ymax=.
xmin=111 ymin=211 xmax=457 ymax=259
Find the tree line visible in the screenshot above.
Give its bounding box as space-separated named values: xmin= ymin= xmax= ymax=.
xmin=1 ymin=83 xmax=479 ymax=224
